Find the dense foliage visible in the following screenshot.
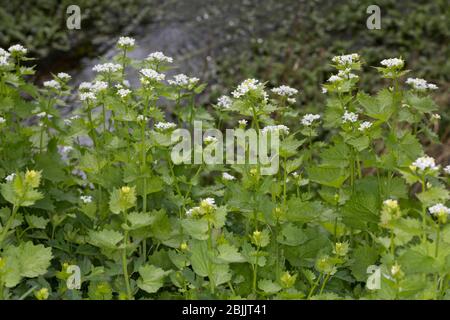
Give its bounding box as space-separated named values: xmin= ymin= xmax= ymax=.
xmin=0 ymin=40 xmax=449 ymax=300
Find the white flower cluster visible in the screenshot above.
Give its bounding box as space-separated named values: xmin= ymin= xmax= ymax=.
xmin=0 ymin=48 xmax=11 ymax=66
xmin=136 ymin=115 xmax=148 ymax=122
xmin=0 ymin=116 xmax=5 ymax=124
xmin=429 ymin=204 xmax=450 ymax=215
xmin=411 ymin=155 xmax=439 ymax=172
xmin=186 ymin=198 xmax=217 ymax=217
xmin=8 ymin=44 xmax=27 ymax=55
xmin=5 ymin=173 xmax=16 ymax=182
xmin=217 ymin=95 xmax=232 ymax=109
xmin=117 ymin=88 xmax=131 ymax=98
xmin=80 ymin=92 xmax=97 ymax=102
xmin=358 ymin=121 xmax=373 ymax=131
xmin=80 ymin=195 xmax=93 ymax=204
xmin=342 ymin=110 xmax=358 ymax=123
xmin=261 ymin=125 xmax=289 ymax=135
xmin=444 ymin=165 xmax=450 ymax=175
xmin=332 ymin=53 xmax=359 ymax=65
xmin=337 ymin=69 xmax=358 ymax=80
xmin=231 ymin=79 xmax=260 ymax=98
xmin=37 ymin=111 xmax=53 ymax=119
xmin=406 ymin=78 xmax=438 ymax=91
xmin=43 ymin=80 xmax=61 ymax=90
xmin=222 ymin=172 xmax=236 ymax=181
xmin=271 ymin=85 xmax=298 ymax=97
xmin=155 ymin=122 xmax=176 ymax=131
xmin=301 ymin=114 xmax=321 ymax=126
xmin=146 ymin=51 xmax=173 ymax=64
xmin=57 ymin=72 xmax=71 ymax=81
xmin=328 ymin=75 xmax=342 ymax=83
xmin=117 ymin=36 xmax=135 ymax=48
xmin=168 ymin=74 xmax=199 ymax=87
xmin=92 ymin=63 xmax=122 ymax=73
xmin=78 ymin=81 xmax=108 ymax=102
xmin=380 ymin=58 xmax=404 ymax=68
xmin=140 ymin=68 xmax=165 ymax=82
xmin=238 ymin=119 xmax=248 ymax=126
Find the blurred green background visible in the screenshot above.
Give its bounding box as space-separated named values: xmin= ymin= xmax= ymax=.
xmin=0 ymin=0 xmax=448 ymax=158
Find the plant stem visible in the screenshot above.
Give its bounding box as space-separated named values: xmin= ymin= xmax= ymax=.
xmin=252 ymin=246 xmax=260 ymax=296
xmin=435 ymin=225 xmax=440 ymax=258
xmin=0 ymin=204 xmax=19 ymax=249
xmin=122 ymin=211 xmax=132 ymax=300
xmin=319 ymin=273 xmax=331 ymax=295
xmin=307 ymin=273 xmax=322 ymax=299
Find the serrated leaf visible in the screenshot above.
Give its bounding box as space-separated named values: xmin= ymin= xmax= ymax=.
xmin=137 ymin=265 xmax=170 ymax=293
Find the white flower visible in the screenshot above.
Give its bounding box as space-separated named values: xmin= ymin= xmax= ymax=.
xmin=70 ymin=115 xmax=81 ymax=120
xmin=92 ymin=63 xmax=122 ymax=73
xmin=8 ymin=44 xmax=27 ymax=55
xmin=168 ymin=74 xmax=199 ymax=87
xmin=331 ymin=53 xmax=359 ymax=65
xmin=0 ymin=48 xmax=10 ymax=57
xmin=57 ymin=72 xmax=71 ymax=80
xmin=5 ymin=173 xmax=16 ymax=182
xmin=444 ymin=165 xmax=450 ymax=175
xmin=431 ymin=114 xmax=441 ymax=120
xmin=140 ymin=68 xmax=165 ymax=82
xmin=91 ymin=81 xmax=108 ymax=93
xmin=43 ymin=80 xmax=61 ymax=90
xmin=328 ymin=75 xmax=342 ymax=83
xmin=429 ymin=204 xmax=450 ymax=216
xmin=301 ymin=114 xmax=321 ymax=126
xmin=342 ymin=110 xmax=358 ymax=123
xmin=412 ymin=156 xmax=439 ymax=172
xmin=146 ymin=51 xmax=173 ymax=64
xmin=337 ymin=69 xmax=358 ymax=80
xmin=63 ymin=119 xmax=72 ymax=125
xmin=380 ymin=58 xmax=404 ymax=68
xmin=271 ymin=85 xmax=298 ymax=97
xmin=117 ymin=88 xmax=131 ymax=98
xmin=72 ymin=169 xmax=87 ymax=180
xmin=60 ymin=146 xmax=73 ymax=154
xmin=217 ymin=95 xmax=232 ymax=109
xmin=80 ymin=195 xmax=93 ymax=204
xmin=358 ymin=121 xmax=373 ymax=131
xmin=261 ymin=125 xmax=289 ymax=135
xmin=155 ymin=122 xmax=176 ymax=131
xmin=36 ymin=111 xmax=52 ymax=118
xmin=406 ymin=78 xmax=438 ymax=91
xmin=204 ymin=136 xmax=218 ymax=144
xmin=80 ymin=92 xmax=96 ymax=101
xmin=0 ymin=116 xmax=5 ymax=124
xmin=322 ymin=87 xmax=328 ymax=94
xmin=238 ymin=119 xmax=248 ymax=126
xmin=287 ymin=97 xmax=296 ymax=104
xmin=117 ymin=36 xmax=135 ymax=48
xmin=79 ymin=82 xmax=93 ymax=91
xmin=136 ymin=115 xmax=148 ymax=122
xmin=231 ymin=79 xmax=260 ymax=98
xmin=383 ymin=199 xmax=399 ymax=209
xmin=0 ymin=55 xmax=10 ymax=66
xmin=201 ymin=197 xmax=216 ymax=208
xmin=222 ymin=172 xmax=236 ymax=181
xmin=186 ymin=208 xmax=195 ymax=217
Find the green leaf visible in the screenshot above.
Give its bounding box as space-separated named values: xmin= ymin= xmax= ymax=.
xmin=258 ymin=279 xmax=282 ymax=294
xmin=88 ymin=229 xmax=123 ymax=250
xmin=350 ymin=246 xmax=379 ymax=281
xmin=181 ymin=218 xmax=209 ymax=240
xmin=217 ymin=244 xmax=246 ymax=263
xmin=417 ymin=187 xmax=449 ymax=207
xmin=307 ymin=166 xmax=349 ymax=188
xmin=1 ymin=242 xmax=52 ymax=287
xmin=125 ymin=211 xmax=156 ymax=230
xmin=277 ymin=223 xmax=308 ymax=246
xmin=137 ymin=265 xmax=171 ymax=294
xmin=357 ymin=89 xmax=394 ymax=122
xmin=25 ymin=214 xmax=49 ymax=229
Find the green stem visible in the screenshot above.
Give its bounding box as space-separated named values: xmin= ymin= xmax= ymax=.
xmin=435 ymin=225 xmax=440 ymax=258
xmin=0 ymin=204 xmax=20 ymax=249
xmin=122 ymin=211 xmax=132 ymax=300
xmin=252 ymin=246 xmax=260 ymax=295
xmin=307 ymin=273 xmax=323 ymax=299
xmin=319 ymin=273 xmax=331 ymax=295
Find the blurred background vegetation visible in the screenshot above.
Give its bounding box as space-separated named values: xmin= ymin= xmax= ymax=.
xmin=0 ymin=0 xmax=448 ymax=158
